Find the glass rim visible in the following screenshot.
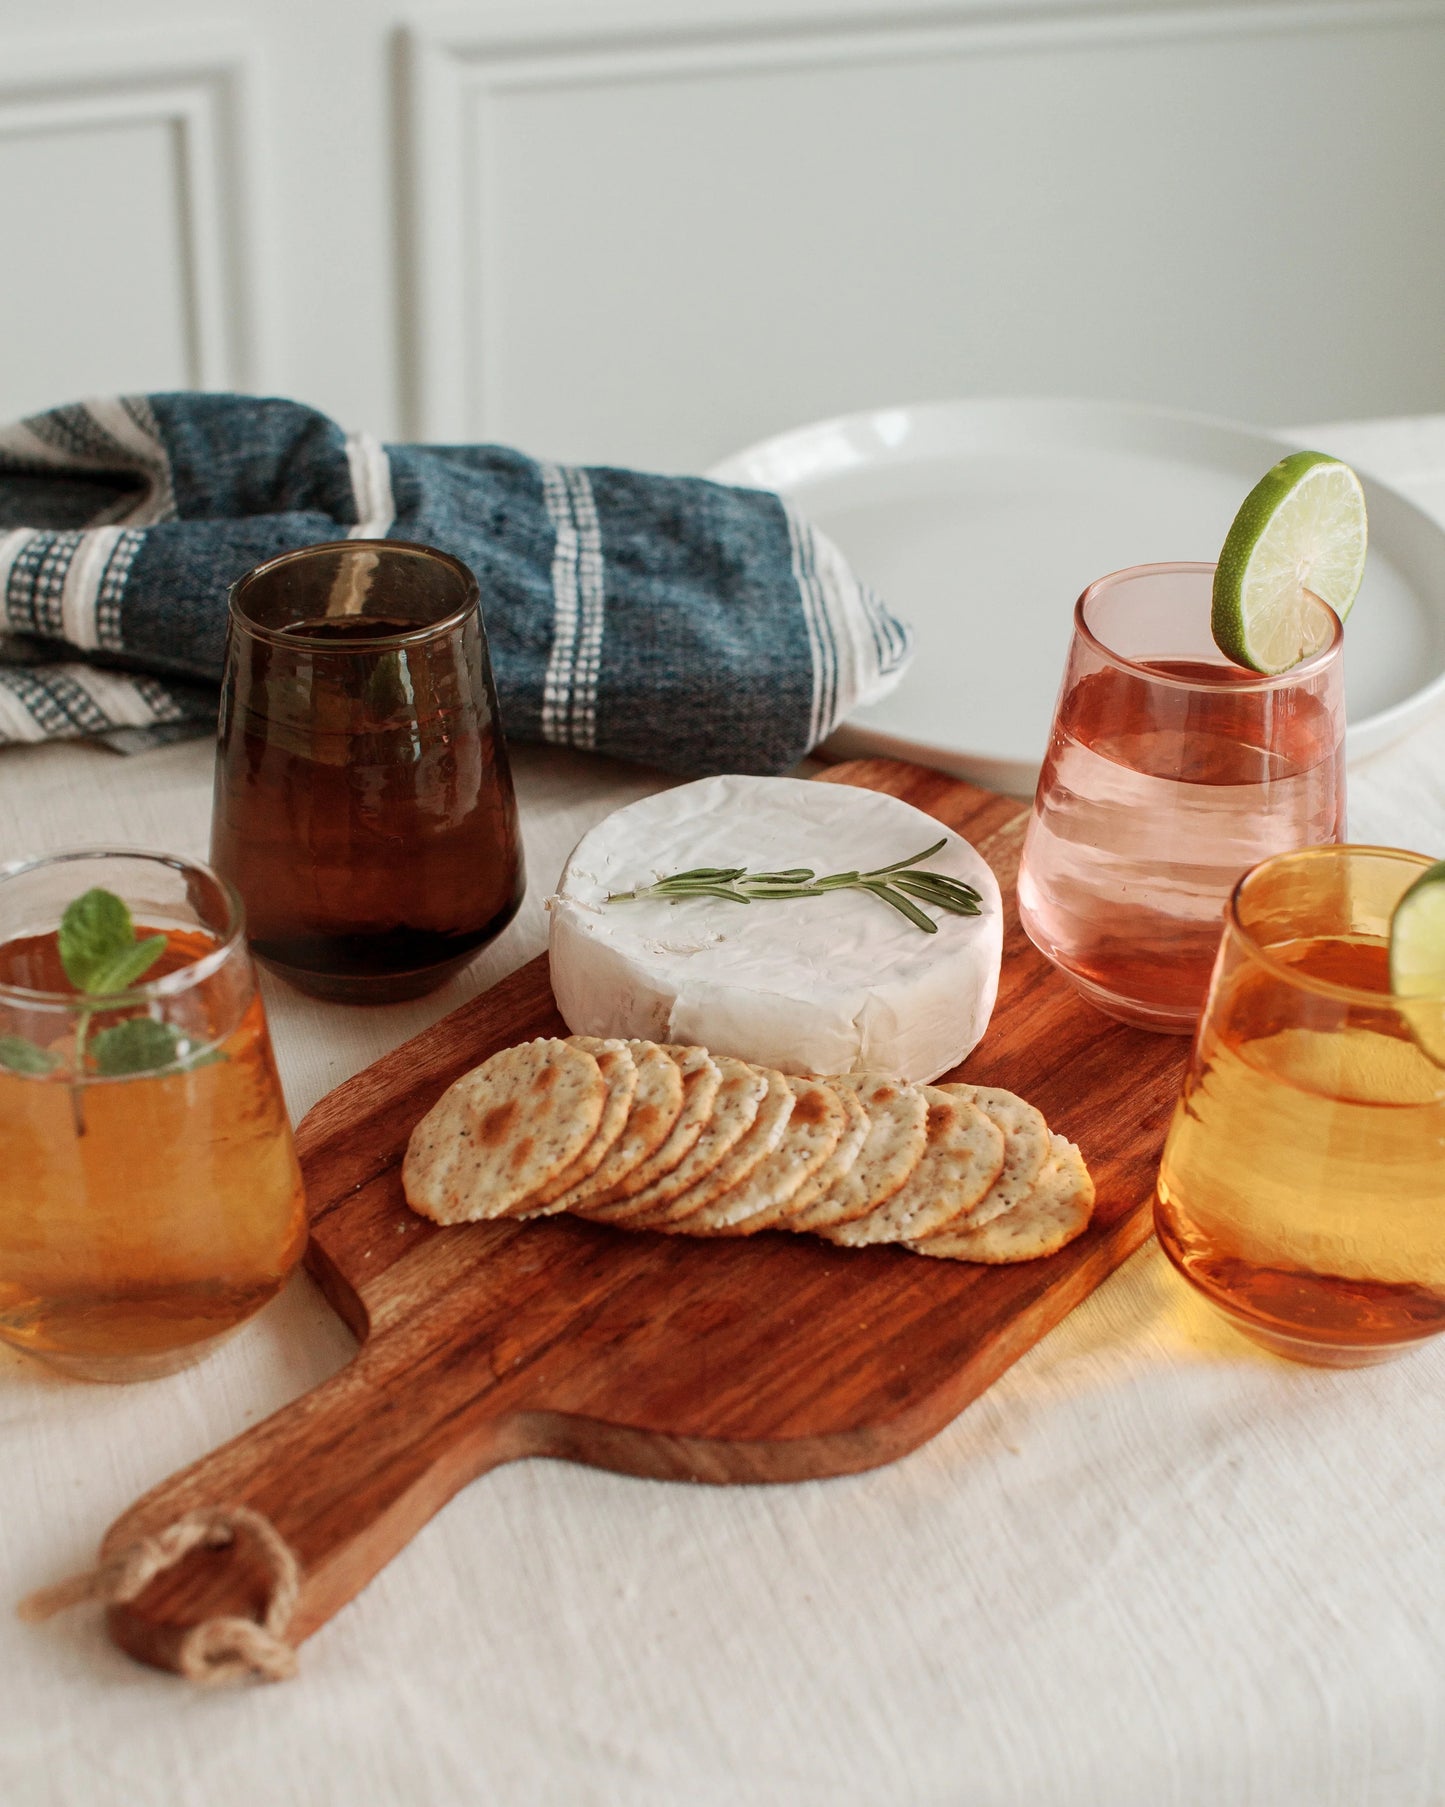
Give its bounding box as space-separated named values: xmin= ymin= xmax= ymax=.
xmin=1226 ymin=844 xmax=1442 ymax=1007
xmin=1074 ymin=560 xmax=1345 ymax=692
xmin=0 ymin=848 xmax=247 ymax=1011
xmin=228 ymin=538 xmax=480 ymax=651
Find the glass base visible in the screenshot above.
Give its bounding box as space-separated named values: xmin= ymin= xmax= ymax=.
xmin=1157 ymin=1222 xmax=1440 ymax=1368
xmin=6 ymin=1320 xmax=244 ymax=1384
xmin=1220 ymin=1313 xmax=1426 ymax=1369
xmin=251 ymin=892 xmax=524 ymax=1005
xmin=255 ymin=951 xmax=474 ymax=1004
xmin=1062 ymin=969 xmax=1199 ymax=1036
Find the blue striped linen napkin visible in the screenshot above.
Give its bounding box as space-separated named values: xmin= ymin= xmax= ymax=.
xmin=0 ymin=395 xmax=912 ymax=774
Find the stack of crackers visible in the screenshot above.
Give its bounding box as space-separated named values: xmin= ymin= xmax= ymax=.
xmin=403 ymin=1037 xmax=1094 ymax=1263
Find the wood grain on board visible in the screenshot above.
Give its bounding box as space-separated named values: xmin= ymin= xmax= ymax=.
xmin=101 ymin=758 xmax=1189 ymax=1675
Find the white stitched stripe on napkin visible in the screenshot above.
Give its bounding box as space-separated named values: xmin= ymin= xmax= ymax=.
xmin=784 ymin=502 xmax=913 ymax=745
xmin=0 ymin=529 xmax=37 ymax=636
xmin=345 ymin=431 xmax=396 ymax=538
xmin=539 ymin=461 xmax=604 ymax=751
xmin=784 ymin=502 xmax=835 ymax=750
xmin=0 ymin=663 xmax=185 ymax=744
xmin=0 ymin=527 xmax=144 ymax=652
xmin=564 ymin=465 xmax=604 ymax=749
xmin=0 ymin=398 xmax=175 ymax=527
xmin=59 ymin=526 xmax=124 ymax=651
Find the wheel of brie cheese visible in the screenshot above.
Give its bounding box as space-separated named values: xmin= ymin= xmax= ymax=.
xmin=547 ymin=775 xmax=1003 ymax=1083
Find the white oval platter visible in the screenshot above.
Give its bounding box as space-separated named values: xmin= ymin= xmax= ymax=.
xmin=710 ymin=398 xmax=1445 ymax=796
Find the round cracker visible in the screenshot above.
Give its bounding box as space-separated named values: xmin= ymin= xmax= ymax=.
xmin=515 ymin=1038 xmax=638 ymax=1214
xmin=909 ymin=1137 xmax=1094 ymax=1263
xmin=541 ymin=1041 xmax=686 ymax=1215
xmin=403 ymin=1038 xmax=604 ymax=1224
xmin=686 ymin=1074 xmax=848 ymax=1235
xmin=584 ymin=1052 xmax=759 ymax=1224
xmin=582 ymin=1045 xmax=721 ymax=1217
xmin=788 ymin=1075 xmax=928 ymax=1232
xmin=627 ymin=1064 xmax=793 ymax=1229
xmin=919 ymin=1083 xmax=1051 ymax=1237
xmin=749 ymin=1084 xmax=868 ymax=1232
xmin=821 ymin=1085 xmax=1005 ymax=1246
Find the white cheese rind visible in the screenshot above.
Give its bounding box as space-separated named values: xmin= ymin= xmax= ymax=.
xmin=547 ymin=775 xmax=1003 ymax=1083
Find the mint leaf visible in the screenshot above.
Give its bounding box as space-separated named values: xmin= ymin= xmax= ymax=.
xmin=59 ymin=889 xmax=134 ymax=989
xmin=90 ymin=1017 xmax=183 ymax=1076
xmin=0 ymin=1034 xmax=58 ymax=1076
xmin=58 ymin=890 xmax=167 ymax=995
xmin=85 ymin=934 xmax=167 ymax=995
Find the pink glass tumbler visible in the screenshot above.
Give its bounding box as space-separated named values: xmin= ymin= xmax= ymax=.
xmin=1015 ymin=561 xmax=1346 ymax=1033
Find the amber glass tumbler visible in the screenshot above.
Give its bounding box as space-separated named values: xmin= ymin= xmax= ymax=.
xmin=1156 ymin=846 xmax=1445 ymax=1366
xmin=210 ymin=541 xmax=524 ymax=1002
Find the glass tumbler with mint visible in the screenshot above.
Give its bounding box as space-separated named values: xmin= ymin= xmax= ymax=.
xmin=0 ymin=851 xmax=305 ymax=1381
xmin=210 ymin=540 xmax=525 ymax=1003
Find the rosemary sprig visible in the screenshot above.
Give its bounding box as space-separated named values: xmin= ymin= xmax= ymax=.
xmin=606 ymin=838 xmax=981 ymax=935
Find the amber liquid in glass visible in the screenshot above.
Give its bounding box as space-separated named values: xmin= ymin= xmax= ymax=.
xmin=1019 ymin=658 xmax=1344 ymax=1023
xmin=1156 ymin=936 xmax=1445 ymax=1361
xmin=211 ymin=614 xmax=523 ymax=1000
xmin=0 ymin=928 xmax=306 ymax=1379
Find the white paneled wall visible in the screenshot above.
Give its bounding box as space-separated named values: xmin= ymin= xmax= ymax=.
xmin=0 ymin=29 xmax=267 ymax=420
xmin=0 ymin=120 xmax=193 ymax=409
xmin=1 ymin=1 xmax=1443 ymax=471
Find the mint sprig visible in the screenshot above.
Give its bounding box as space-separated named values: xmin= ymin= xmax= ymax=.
xmin=58 ymin=888 xmax=173 ymax=1089
xmin=1 ymin=888 xmax=226 ymax=1100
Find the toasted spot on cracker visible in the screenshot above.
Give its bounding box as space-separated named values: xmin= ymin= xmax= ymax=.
xmin=480 ymin=1101 xmax=518 ymax=1146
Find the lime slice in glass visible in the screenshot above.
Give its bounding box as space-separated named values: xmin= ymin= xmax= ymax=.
xmin=1391 ymin=859 xmax=1445 ymax=1066
xmin=1212 ymin=451 xmax=1367 ymax=674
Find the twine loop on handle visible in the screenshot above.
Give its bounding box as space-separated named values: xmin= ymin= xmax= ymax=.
xmin=18 ymin=1504 xmax=301 ymax=1685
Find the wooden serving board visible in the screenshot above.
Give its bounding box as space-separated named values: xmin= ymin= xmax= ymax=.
xmin=102 ymin=759 xmax=1188 ymax=1674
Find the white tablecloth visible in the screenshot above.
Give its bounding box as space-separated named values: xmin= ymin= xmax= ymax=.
xmin=4 ymin=418 xmax=1445 ymax=1807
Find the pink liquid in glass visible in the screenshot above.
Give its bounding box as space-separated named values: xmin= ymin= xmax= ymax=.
xmin=1016 ymin=564 xmax=1346 ymax=1032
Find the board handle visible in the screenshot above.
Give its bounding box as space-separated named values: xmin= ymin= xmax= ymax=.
xmin=89 ymin=1321 xmax=535 ymax=1679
